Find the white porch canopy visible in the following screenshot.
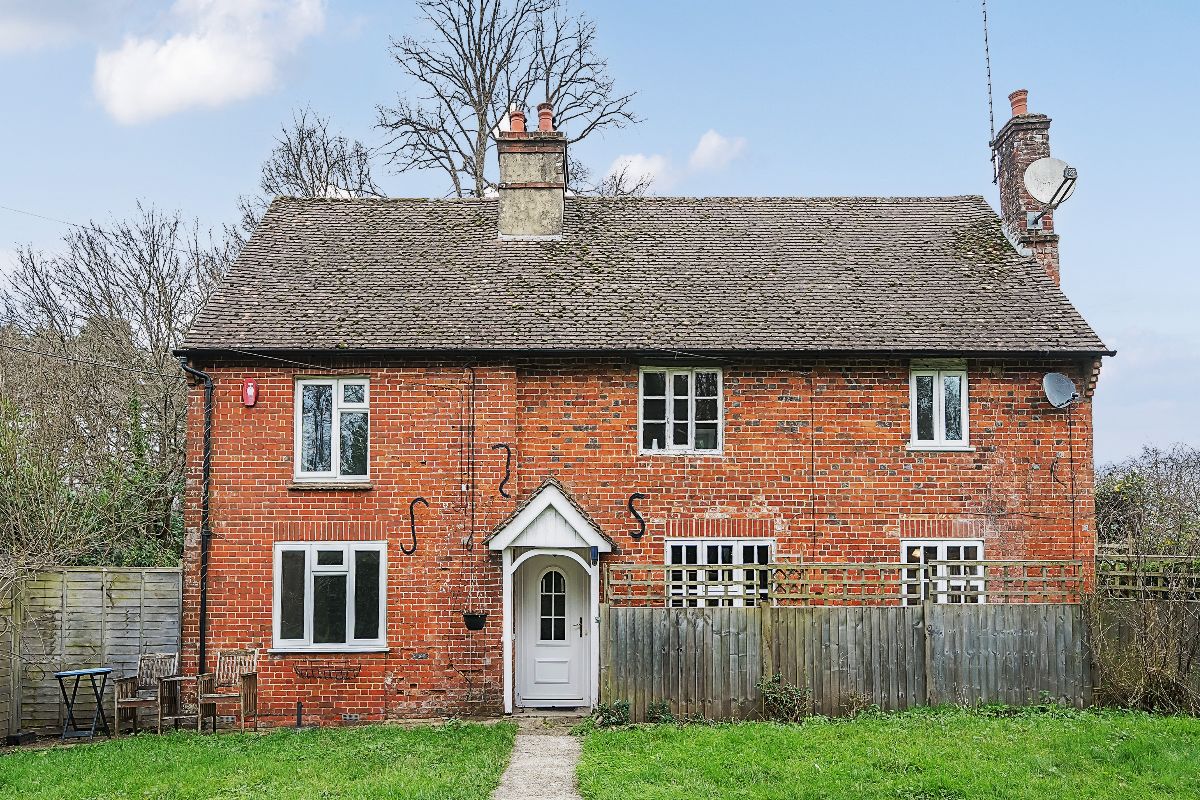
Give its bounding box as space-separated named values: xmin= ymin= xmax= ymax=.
xmin=487 ymin=481 xmax=612 ymax=553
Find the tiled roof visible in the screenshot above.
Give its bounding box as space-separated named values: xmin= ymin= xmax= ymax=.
xmin=181 ymin=196 xmax=1108 ymax=354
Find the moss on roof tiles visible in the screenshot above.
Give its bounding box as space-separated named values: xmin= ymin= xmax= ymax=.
xmin=181 ymin=195 xmax=1107 ymax=354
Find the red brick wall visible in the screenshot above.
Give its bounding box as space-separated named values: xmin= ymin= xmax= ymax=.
xmin=181 ymin=354 xmax=1097 ymax=723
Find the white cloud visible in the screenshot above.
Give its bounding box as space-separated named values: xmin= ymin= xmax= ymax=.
xmin=1092 ymin=326 xmax=1200 ymax=465
xmin=688 ymin=129 xmax=746 ymax=172
xmin=605 ymin=130 xmax=747 ymax=194
xmin=93 ymin=0 xmax=325 ymax=125
xmin=0 ymin=15 xmax=72 ymax=53
xmin=0 ymin=1 xmax=127 ymax=54
xmin=605 ymin=153 xmax=674 ymax=191
xmin=0 ymin=248 xmax=20 ymax=280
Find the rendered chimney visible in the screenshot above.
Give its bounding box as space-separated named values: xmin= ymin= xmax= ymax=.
xmin=991 ymin=88 xmax=1061 ymax=284
xmin=496 ymin=102 xmax=566 ymax=239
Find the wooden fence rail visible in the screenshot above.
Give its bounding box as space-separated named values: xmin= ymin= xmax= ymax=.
xmin=0 ymin=568 xmax=182 ymax=736
xmin=600 ymin=603 xmax=1093 ymax=721
xmin=606 ymin=560 xmax=1086 ymax=607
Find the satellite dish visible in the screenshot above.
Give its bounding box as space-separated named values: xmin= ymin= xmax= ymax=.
xmin=1042 ymin=373 xmax=1080 ymax=409
xmin=1023 ymin=157 xmax=1078 ymax=206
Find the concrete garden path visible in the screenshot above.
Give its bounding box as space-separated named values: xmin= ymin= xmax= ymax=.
xmin=491 ymin=717 xmax=584 ymax=800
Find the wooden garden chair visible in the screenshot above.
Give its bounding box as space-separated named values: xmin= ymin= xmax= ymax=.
xmin=197 ymin=648 xmax=258 ymax=732
xmin=113 ymin=652 xmax=179 ymax=735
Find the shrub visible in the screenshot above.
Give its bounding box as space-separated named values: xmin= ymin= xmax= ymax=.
xmin=757 ymin=673 xmax=812 ymax=723
xmin=646 ymin=699 xmax=675 ymax=724
xmin=593 ymin=700 xmax=630 ymax=727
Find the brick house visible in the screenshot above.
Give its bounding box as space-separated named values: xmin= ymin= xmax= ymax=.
xmin=176 ymin=91 xmax=1110 ymax=722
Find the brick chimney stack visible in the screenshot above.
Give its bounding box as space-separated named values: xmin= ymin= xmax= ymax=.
xmin=496 ymin=102 xmax=566 ymax=239
xmin=991 ymin=88 xmax=1061 ymax=284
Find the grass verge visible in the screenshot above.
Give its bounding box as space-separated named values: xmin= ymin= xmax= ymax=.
xmin=0 ymin=721 xmax=516 ymax=800
xmin=577 ymin=708 xmax=1200 ymax=799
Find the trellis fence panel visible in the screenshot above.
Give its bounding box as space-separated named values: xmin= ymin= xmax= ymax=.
xmin=0 ymin=568 xmax=182 ymax=736
xmin=601 ymin=603 xmax=1092 ymax=721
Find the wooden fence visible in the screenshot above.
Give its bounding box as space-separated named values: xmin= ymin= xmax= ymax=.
xmin=0 ymin=568 xmax=182 ymax=736
xmin=600 ymin=603 xmax=1092 ymax=721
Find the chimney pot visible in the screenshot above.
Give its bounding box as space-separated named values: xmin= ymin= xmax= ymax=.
xmin=1009 ymin=89 xmax=1029 ymax=117
xmin=509 ymin=105 xmax=526 ymax=133
xmin=537 ymin=102 xmax=554 ymax=132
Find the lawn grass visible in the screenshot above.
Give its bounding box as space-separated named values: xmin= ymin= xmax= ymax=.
xmin=577 ymin=708 xmax=1200 ymax=800
xmin=0 ymin=721 xmax=516 ymax=800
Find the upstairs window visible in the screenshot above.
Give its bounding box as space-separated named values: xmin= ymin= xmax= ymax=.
xmin=273 ymin=541 xmax=386 ymax=650
xmin=640 ymin=368 xmax=722 ymax=453
xmin=295 ymin=378 xmax=369 ymax=481
xmin=667 ymin=539 xmax=772 ymax=607
xmin=909 ymin=367 xmax=969 ymax=449
xmin=902 ymin=539 xmax=985 ymax=605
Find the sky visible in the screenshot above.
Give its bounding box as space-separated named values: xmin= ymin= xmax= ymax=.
xmin=1 ymin=0 xmax=1197 ymax=466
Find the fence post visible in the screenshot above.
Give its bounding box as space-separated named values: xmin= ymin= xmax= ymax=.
xmin=598 ymin=603 xmax=610 ymax=704
xmin=1080 ymin=601 xmax=1095 ymax=707
xmin=922 ymin=600 xmax=934 ymax=706
xmin=4 ymin=583 xmax=21 ymax=738
xmin=760 ymin=603 xmax=775 ymax=684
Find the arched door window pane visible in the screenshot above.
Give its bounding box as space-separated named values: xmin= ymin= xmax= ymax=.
xmin=539 ymin=570 xmax=566 ymax=641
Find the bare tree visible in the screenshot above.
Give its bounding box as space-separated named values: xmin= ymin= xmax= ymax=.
xmin=376 ymin=0 xmax=637 ymax=197
xmin=1090 ymin=445 xmax=1200 ymax=713
xmin=572 ymin=157 xmax=654 ymax=197
xmin=0 ymin=205 xmax=232 ymax=592
xmin=1096 ymin=445 xmax=1200 ymax=555
xmin=236 ymin=107 xmax=384 ymax=244
xmin=530 ymin=4 xmax=636 ymax=144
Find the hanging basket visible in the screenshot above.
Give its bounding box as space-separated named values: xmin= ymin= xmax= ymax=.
xmin=462 ymin=612 xmax=488 ymax=631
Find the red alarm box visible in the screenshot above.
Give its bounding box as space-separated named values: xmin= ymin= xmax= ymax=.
xmin=242 ymin=379 xmax=259 ymax=407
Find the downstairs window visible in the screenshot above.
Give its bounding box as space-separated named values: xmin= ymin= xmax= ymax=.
xmin=273 ymin=542 xmax=386 ymax=650
xmin=901 ymin=539 xmax=985 ymax=604
xmin=666 ymin=539 xmax=772 ymax=607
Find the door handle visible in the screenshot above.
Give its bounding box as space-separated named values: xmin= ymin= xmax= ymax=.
xmin=574 ymin=617 xmax=584 ymax=636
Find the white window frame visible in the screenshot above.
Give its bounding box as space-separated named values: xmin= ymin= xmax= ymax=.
xmin=272 ymin=541 xmax=387 ymax=652
xmin=908 ymin=367 xmax=970 ymax=450
xmin=665 ymin=538 xmax=773 ymax=607
xmin=294 ymin=377 xmax=370 ymax=481
xmin=536 ymin=567 xmax=569 ymax=644
xmin=638 ymin=367 xmax=724 ymax=454
xmin=901 ymin=538 xmax=986 ymax=605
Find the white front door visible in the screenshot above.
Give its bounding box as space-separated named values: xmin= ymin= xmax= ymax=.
xmin=516 ymin=556 xmax=589 ymax=706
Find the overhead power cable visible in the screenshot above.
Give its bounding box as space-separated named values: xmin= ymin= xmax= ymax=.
xmin=0 ymin=342 xmax=181 ymax=379
xmin=0 ymin=203 xmax=90 ymax=229
xmin=220 ymin=347 xmax=345 ymax=373
xmin=0 ymin=202 xmax=221 ymax=259
xmin=3 ymin=342 xmax=345 ymax=377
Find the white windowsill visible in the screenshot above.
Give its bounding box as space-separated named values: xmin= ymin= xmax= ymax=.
xmin=906 ymin=443 xmax=975 ymax=452
xmin=639 ymin=449 xmax=725 ymax=458
xmin=267 ymin=647 xmax=390 ymax=655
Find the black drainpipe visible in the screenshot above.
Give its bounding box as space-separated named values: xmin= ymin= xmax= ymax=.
xmin=178 ymin=357 xmax=213 ymax=674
